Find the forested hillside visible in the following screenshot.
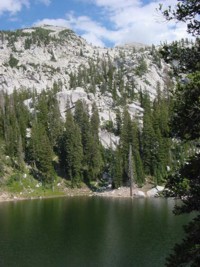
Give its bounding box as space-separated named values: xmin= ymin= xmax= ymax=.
xmin=0 ymin=26 xmax=198 ymax=194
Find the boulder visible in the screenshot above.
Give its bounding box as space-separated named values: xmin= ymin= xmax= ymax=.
xmin=146 ymin=188 xmax=158 ymax=197
xmin=133 ymin=189 xmax=146 ymax=197
xmin=156 ymin=185 xmax=165 ymax=192
xmin=136 ymin=190 xmax=146 ymax=197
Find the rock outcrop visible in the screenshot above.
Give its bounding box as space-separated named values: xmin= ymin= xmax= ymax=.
xmin=0 ymin=25 xmax=173 ymax=148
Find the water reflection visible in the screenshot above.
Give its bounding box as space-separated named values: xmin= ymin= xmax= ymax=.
xmin=0 ymin=197 xmax=191 ymax=267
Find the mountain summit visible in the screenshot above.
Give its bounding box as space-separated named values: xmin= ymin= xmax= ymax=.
xmin=0 ymin=25 xmax=177 ymax=190
xmin=0 ymin=25 xmax=172 ymax=134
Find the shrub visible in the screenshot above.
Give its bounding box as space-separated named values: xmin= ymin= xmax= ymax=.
xmin=9 ymin=54 xmax=19 ymax=68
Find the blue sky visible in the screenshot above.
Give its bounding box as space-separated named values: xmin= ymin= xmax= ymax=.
xmin=0 ymin=0 xmax=192 ymax=47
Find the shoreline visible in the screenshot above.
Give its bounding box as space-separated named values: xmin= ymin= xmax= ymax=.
xmin=0 ymin=185 xmax=165 ymax=203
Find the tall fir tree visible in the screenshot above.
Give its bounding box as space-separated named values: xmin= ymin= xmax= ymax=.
xmin=28 ymin=121 xmax=54 ymax=184
xmin=47 ymin=94 xmax=64 ymax=150
xmin=120 ymin=107 xmax=133 ymax=184
xmin=89 ymin=102 xmax=103 ymax=181
xmin=132 ymin=120 xmax=145 ymax=185
xmin=59 ymin=109 xmax=83 ymax=187
xmin=74 ymin=100 xmax=101 ymax=182
xmin=112 ymin=148 xmax=123 ymax=188
xmin=141 ymin=93 xmax=157 ymax=176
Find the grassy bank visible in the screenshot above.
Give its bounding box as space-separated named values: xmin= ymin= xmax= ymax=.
xmin=0 ymin=170 xmax=92 ymax=201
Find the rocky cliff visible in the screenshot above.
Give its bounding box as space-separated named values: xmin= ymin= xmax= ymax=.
xmin=0 ymin=25 xmax=173 ymax=147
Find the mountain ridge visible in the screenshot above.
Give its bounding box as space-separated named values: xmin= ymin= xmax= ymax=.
xmin=0 ymin=25 xmax=173 ymax=130
xmin=0 ymin=25 xmax=182 ymax=191
xmin=0 ymin=25 xmax=174 ymax=149
xmin=0 ymin=25 xmax=172 ymax=94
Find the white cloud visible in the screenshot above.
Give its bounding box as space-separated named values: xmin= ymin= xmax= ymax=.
xmin=0 ymin=0 xmax=29 ymax=15
xmin=82 ymin=32 xmax=105 ymax=47
xmin=34 ymin=15 xmax=114 ymax=47
xmin=93 ymin=0 xmax=140 ymax=9
xmin=0 ymin=0 xmax=51 ymax=16
xmin=66 ymin=13 xmax=116 ymax=43
xmin=88 ymin=0 xmax=190 ymax=44
xmin=83 ymin=0 xmax=192 ymax=44
xmin=34 ymin=0 xmax=194 ymax=47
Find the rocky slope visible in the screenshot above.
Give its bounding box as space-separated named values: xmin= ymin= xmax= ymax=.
xmin=0 ymin=25 xmax=173 ymax=147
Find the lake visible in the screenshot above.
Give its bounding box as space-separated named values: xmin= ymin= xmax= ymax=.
xmin=0 ymin=197 xmax=191 ymax=267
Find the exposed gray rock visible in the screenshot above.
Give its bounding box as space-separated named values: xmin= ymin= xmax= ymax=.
xmin=156 ymin=186 xmax=165 ymax=192
xmin=146 ymin=188 xmax=159 ymax=197
xmin=133 ymin=190 xmax=146 ymax=197
xmin=0 ymin=25 xmax=173 ymax=148
xmin=146 ymin=186 xmax=164 ymax=197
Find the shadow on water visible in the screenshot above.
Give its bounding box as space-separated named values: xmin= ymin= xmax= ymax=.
xmin=0 ymin=197 xmax=192 ymax=267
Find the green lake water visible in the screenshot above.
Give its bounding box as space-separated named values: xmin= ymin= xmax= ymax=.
xmin=0 ymin=197 xmax=191 ymax=267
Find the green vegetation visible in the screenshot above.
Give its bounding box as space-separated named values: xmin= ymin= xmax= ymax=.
xmin=0 ymin=24 xmax=197 ymax=210
xmin=2 ymin=27 xmax=58 ymax=50
xmin=159 ymin=1 xmax=200 ymax=266
xmin=0 ymin=31 xmax=190 ymax=194
xmin=8 ymin=54 xmax=19 ymax=68
xmin=4 ymin=171 xmax=66 ymax=198
xmin=0 ymin=14 xmax=199 ymax=266
xmin=159 ymin=0 xmax=200 ymax=36
xmin=69 ymin=54 xmax=151 ymax=106
xmin=134 ymin=57 xmax=148 ymax=77
xmin=24 ymin=38 xmax=32 ymax=49
xmin=159 ymin=38 xmax=200 ymax=74
xmin=165 ymin=71 xmax=200 ymax=267
xmin=0 ymin=81 xmax=177 ymax=192
xmin=0 ymin=88 xmax=103 ymax=190
xmin=31 ymin=27 xmax=53 ymax=46
xmin=58 ymin=29 xmax=74 ymax=39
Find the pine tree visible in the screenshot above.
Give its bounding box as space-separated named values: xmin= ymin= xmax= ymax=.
xmin=2 ymin=93 xmax=27 ymax=166
xmin=28 ymin=121 xmax=54 ymax=184
xmin=36 ymin=91 xmax=49 ymax=130
xmin=90 ymin=102 xmax=100 ymax=139
xmin=134 ymin=150 xmax=144 ymax=185
xmin=74 ymin=100 xmax=92 ymax=181
xmin=59 ymin=109 xmax=83 ymax=187
xmin=47 ymin=94 xmax=64 ymax=149
xmin=112 ymin=148 xmax=123 ymax=188
xmin=152 ymin=88 xmax=171 ymax=184
xmin=115 ymin=109 xmax=122 ymax=136
xmin=70 ymin=123 xmax=84 ymax=187
xmin=87 ymin=137 xmax=103 ymax=181
xmin=89 ymin=102 xmax=103 ymax=181
xmin=12 ymin=89 xmax=30 ymax=152
xmin=120 ymin=107 xmax=133 ymax=184
xmin=159 ymin=5 xmax=200 ymax=265
xmin=141 ymin=93 xmax=156 ymax=176
xmin=132 ymin=120 xmax=145 ymax=185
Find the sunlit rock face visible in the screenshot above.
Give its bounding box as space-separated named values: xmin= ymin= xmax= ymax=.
xmin=0 ymin=25 xmax=173 ymax=148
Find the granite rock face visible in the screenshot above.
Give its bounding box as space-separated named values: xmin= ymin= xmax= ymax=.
xmin=0 ymin=25 xmax=173 ymax=148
